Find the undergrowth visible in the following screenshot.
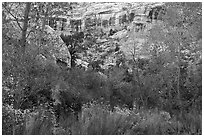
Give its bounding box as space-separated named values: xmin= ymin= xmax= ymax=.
xmin=4 ymin=102 xmax=201 ymax=135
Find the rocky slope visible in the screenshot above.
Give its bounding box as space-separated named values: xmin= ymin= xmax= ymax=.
xmin=4 ymin=2 xmax=165 ymax=70
xmin=72 ymin=2 xmax=164 ymax=69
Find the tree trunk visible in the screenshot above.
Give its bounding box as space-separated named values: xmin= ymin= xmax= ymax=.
xmin=21 ymin=2 xmax=31 ymax=53
xmin=38 ymin=3 xmax=50 ymax=47
xmin=177 ymin=42 xmax=182 ymax=113
xmin=132 ymin=44 xmax=144 ymax=107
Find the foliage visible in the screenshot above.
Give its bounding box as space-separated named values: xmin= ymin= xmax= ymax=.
xmin=144 ymin=2 xmax=202 ymax=113
xmin=2 ymin=105 xmax=27 ymax=135
xmin=69 ymin=103 xmax=135 ymax=135
xmin=24 ymin=105 xmax=55 ymax=135
xmin=2 ymin=102 xmax=202 ymax=135
xmin=2 ymin=2 xmax=202 ymax=135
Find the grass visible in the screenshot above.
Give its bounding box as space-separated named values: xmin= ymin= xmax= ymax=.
xmin=24 ymin=107 xmax=55 ymax=135
xmin=53 ymin=103 xmax=202 ymax=135
xmin=69 ymin=104 xmax=136 ymax=135
xmin=2 ymin=103 xmax=202 ymax=135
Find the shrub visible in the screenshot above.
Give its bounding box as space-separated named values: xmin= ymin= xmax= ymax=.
xmin=175 ymin=111 xmax=202 ymax=134
xmin=24 ymin=105 xmax=55 ymax=135
xmin=2 ymin=105 xmax=27 ymax=135
xmin=129 ymin=109 xmax=175 ymax=135
xmin=69 ymin=103 xmax=137 ymax=135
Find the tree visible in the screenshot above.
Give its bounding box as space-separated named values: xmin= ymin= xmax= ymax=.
xmin=2 ymin=3 xmax=74 ymax=132
xmin=3 ymin=3 xmax=31 ymax=53
xmin=20 ymin=3 xmax=31 ymax=53
xmin=146 ymin=2 xmax=202 ymax=113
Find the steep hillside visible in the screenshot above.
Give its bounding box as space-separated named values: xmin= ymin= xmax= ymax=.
xmin=70 ymin=2 xmax=165 ymax=69
xmin=4 ymin=2 xmax=166 ymax=69
xmin=2 ymin=2 xmax=202 ymax=135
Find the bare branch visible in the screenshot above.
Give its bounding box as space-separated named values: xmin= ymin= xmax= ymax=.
xmin=2 ymin=3 xmax=23 ymax=31
xmin=15 ymin=2 xmax=22 ymax=9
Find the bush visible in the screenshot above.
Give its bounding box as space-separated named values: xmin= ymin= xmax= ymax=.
xmin=56 ymin=103 xmax=202 ymax=135
xmin=129 ymin=109 xmax=174 ymax=135
xmin=24 ymin=105 xmax=55 ymax=135
xmin=69 ymin=103 xmax=137 ymax=135
xmin=2 ymin=105 xmax=27 ymax=135
xmin=175 ymin=111 xmax=202 ymax=134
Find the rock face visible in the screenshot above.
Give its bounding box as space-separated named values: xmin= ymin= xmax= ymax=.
xmin=36 ymin=2 xmax=166 ymax=70
xmin=4 ymin=2 xmax=166 ymax=71
xmin=64 ymin=2 xmax=165 ymax=70
xmin=44 ymin=25 xmax=71 ymax=68
xmin=45 ymin=2 xmax=166 ymax=70
xmin=81 ymin=2 xmax=164 ymax=28
xmin=51 ymin=2 xmax=164 ymax=32
xmin=80 ymin=3 xmax=162 ymax=67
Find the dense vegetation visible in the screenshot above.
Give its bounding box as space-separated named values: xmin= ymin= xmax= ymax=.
xmin=2 ymin=2 xmax=202 ymax=135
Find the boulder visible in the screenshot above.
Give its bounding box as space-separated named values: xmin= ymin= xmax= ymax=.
xmin=44 ymin=25 xmax=71 ymax=68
